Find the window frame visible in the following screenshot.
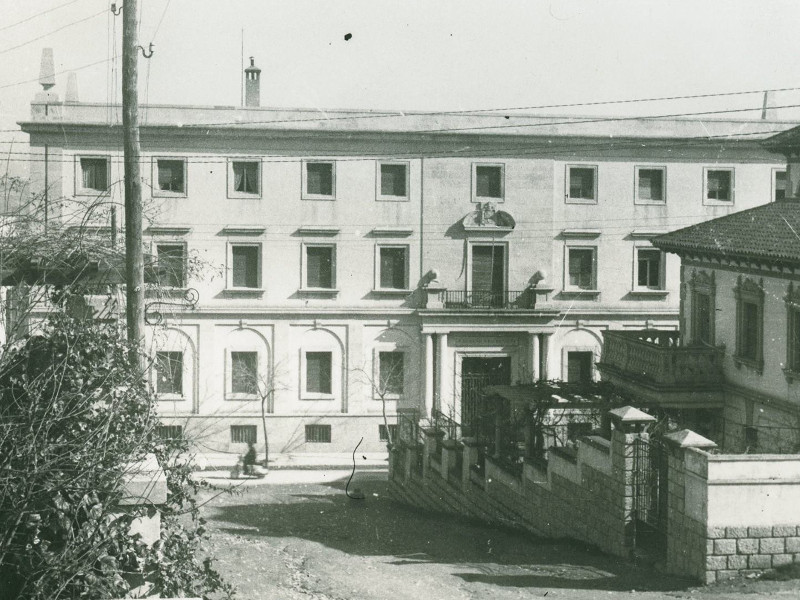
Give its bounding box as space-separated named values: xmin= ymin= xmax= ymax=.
xmin=301 ymin=348 xmax=336 ymax=400
xmin=703 ymin=167 xmax=735 ymax=206
xmin=632 ymin=245 xmax=666 ymax=292
xmin=152 ymin=157 xmax=188 ymax=197
xmin=688 ymin=269 xmax=716 ymax=346
xmin=773 ymin=167 xmax=788 ymax=202
xmin=565 ymin=164 xmax=598 ymax=204
xmin=301 ymin=243 xmax=337 ymax=292
xmin=301 ymin=160 xmax=336 ymax=200
xmin=230 ymin=425 xmax=257 ymax=445
xmin=227 ymin=158 xmax=262 ymax=199
xmin=784 ymin=282 xmax=800 ymax=380
xmin=734 ymin=275 xmax=764 ymax=372
xmin=305 ymin=424 xmax=332 ymax=443
xmin=634 ymin=165 xmax=667 ymax=205
xmin=563 ymin=244 xmax=598 ymax=293
xmin=153 ymin=350 xmax=186 ymax=400
xmin=75 ymin=155 xmax=111 ymax=196
xmin=374 ymin=244 xmax=410 ymax=292
xmin=154 ymin=242 xmax=187 ymax=289
xmin=373 ymin=349 xmax=406 ymax=400
xmin=471 ymin=162 xmax=505 ymax=203
xmin=225 ymin=349 xmax=261 ymax=401
xmin=465 ymin=240 xmax=509 ymax=295
xmin=376 ymin=160 xmax=410 ymax=202
xmin=227 ymin=242 xmax=263 ymax=291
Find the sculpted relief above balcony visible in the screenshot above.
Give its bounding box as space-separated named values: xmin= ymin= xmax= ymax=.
xmin=461 ymin=202 xmax=516 ymax=234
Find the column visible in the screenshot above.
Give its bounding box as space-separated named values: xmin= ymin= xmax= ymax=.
xmin=423 ymin=333 xmax=434 ymax=418
xmin=436 ymin=332 xmax=449 ymax=415
xmin=539 ymin=333 xmax=550 ymax=381
xmin=529 ymin=332 xmax=540 ymax=382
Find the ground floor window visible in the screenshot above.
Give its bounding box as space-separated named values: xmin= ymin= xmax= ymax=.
xmin=231 ymin=425 xmax=257 ymax=444
xmin=566 ymin=351 xmax=593 ymax=385
xmin=305 ymin=424 xmax=332 ymax=443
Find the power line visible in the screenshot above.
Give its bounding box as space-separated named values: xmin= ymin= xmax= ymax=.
xmin=150 ymin=0 xmax=173 ymax=43
xmin=0 ymin=8 xmax=108 ymax=56
xmin=0 ymin=0 xmax=86 ymax=34
xmin=0 ymin=57 xmax=113 ymax=91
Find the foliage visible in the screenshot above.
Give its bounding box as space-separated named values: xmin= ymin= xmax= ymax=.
xmin=0 ymin=305 xmax=234 ymax=599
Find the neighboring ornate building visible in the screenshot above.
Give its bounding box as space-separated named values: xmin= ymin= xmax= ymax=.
xmin=14 ymin=54 xmax=798 ymax=455
xmin=598 ymin=126 xmax=800 ymax=452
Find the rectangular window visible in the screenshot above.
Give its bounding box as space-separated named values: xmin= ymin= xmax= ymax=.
xmin=157 ymin=159 xmax=186 ymax=193
xmin=706 ymin=169 xmax=733 ymax=202
xmin=231 ymin=245 xmax=260 ymax=288
xmin=636 ymin=248 xmax=662 ymax=289
xmin=636 ymin=167 xmax=665 ymax=203
xmin=231 ymin=351 xmax=258 ymax=395
xmin=739 ymin=300 xmax=760 ymax=361
xmin=156 ymin=244 xmax=185 ymax=288
xmin=471 ymin=245 xmax=505 ymax=294
xmin=380 ymin=163 xmax=408 ymax=198
xmin=305 ymin=245 xmax=335 ymax=289
xmin=155 ymin=351 xmax=183 ymax=395
xmin=788 ymin=305 xmax=800 ymax=372
xmin=379 ymin=246 xmax=408 ymax=290
xmin=567 ymin=248 xmax=595 ymax=290
xmin=155 ymin=425 xmax=183 ymax=441
xmin=692 ymin=292 xmax=713 ymax=345
xmin=567 ymin=351 xmax=593 ymax=385
xmin=306 ymin=351 xmax=332 ymax=394
xmin=775 ymin=169 xmax=787 ymax=202
xmin=80 ymin=157 xmax=109 ymax=192
xmin=231 ymin=425 xmax=257 ymax=444
xmin=379 ymin=424 xmax=398 ymax=442
xmin=305 ymin=424 xmax=332 ymax=443
xmin=474 ymin=164 xmax=504 ymax=200
xmin=379 ymin=351 xmax=404 ymax=395
xmin=567 ymin=166 xmax=597 ymax=201
xmin=305 ymin=161 xmax=334 ymax=198
xmin=231 ymin=161 xmax=260 ymax=195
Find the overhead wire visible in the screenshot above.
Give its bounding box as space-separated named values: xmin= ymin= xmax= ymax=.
xmin=0 ymin=8 xmax=108 ymax=57
xmin=0 ymin=0 xmax=86 ymax=34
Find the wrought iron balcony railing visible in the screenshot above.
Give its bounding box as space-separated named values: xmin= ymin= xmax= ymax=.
xmin=444 ymin=289 xmax=536 ymax=309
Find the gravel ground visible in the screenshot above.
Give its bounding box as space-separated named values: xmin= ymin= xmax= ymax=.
xmin=198 ymin=470 xmax=800 ymax=600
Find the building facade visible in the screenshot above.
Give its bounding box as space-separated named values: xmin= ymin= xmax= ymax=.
xmin=17 ymin=62 xmax=797 ymax=455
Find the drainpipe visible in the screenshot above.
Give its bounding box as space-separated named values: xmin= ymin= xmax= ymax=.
xmin=419 ymin=156 xmax=425 ymax=282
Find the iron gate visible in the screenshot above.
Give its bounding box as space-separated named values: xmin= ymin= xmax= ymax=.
xmin=632 ymin=437 xmax=668 ymax=535
xmin=461 ymin=372 xmax=490 ymax=436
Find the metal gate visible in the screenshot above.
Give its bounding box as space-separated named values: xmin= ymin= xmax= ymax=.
xmin=461 ymin=373 xmax=490 ymax=436
xmin=632 ymin=437 xmax=668 ymax=539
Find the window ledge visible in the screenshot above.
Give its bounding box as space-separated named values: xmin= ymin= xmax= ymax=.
xmin=733 ymin=356 xmax=763 ymax=374
xmin=565 ymin=197 xmax=598 ymax=205
xmin=633 ymin=199 xmax=667 ymax=206
xmin=227 ymin=192 xmax=262 ymax=200
xmin=225 ymin=394 xmax=259 ymax=401
xmin=152 ymin=190 xmax=188 ymax=198
xmin=629 ymin=289 xmax=669 ymax=297
xmin=298 ymin=288 xmax=339 ymax=296
xmin=300 ymin=394 xmax=336 ymax=401
xmin=561 ymin=289 xmax=601 ymax=298
xmin=222 ymin=287 xmax=265 ymax=297
xmin=374 ymin=394 xmax=402 ymax=401
xmin=372 ymin=288 xmax=412 ymax=296
xmin=377 ymin=195 xmax=410 ymax=203
xmin=472 ymin=196 xmax=504 ymax=204
xmin=301 ymin=194 xmax=336 ymax=202
xmin=75 ymin=188 xmax=109 ymax=196
xmin=157 ymin=394 xmax=186 ymax=402
xmin=703 ymin=198 xmax=734 ymax=207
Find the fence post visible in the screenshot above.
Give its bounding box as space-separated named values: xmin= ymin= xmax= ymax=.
xmin=462 ymin=437 xmax=478 ymax=487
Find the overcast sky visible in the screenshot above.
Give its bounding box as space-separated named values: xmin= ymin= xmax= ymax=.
xmin=2 ymin=0 xmax=800 ymax=171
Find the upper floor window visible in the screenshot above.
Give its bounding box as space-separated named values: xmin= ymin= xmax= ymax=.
xmin=230 ymin=351 xmax=258 ymax=396
xmin=688 ymin=269 xmax=715 ymax=346
xmin=704 ymin=168 xmax=734 ymax=204
xmin=377 ymin=162 xmax=409 ymax=201
xmin=734 ymin=276 xmax=764 ymax=371
xmin=636 ymin=248 xmax=663 ymax=290
xmin=567 ymin=247 xmax=596 ymax=290
xmin=230 ymin=244 xmax=261 ymax=289
xmin=155 ymin=351 xmax=183 ymax=396
xmin=229 ymin=160 xmax=260 ymax=197
xmin=774 ymin=169 xmax=788 ymax=202
xmin=566 ymin=165 xmax=597 ymax=203
xmin=785 ymin=283 xmax=800 ymax=375
xmin=635 ymin=167 xmax=665 ymax=204
xmin=304 ymin=244 xmax=336 ymax=290
xmin=155 ymin=158 xmax=187 ymax=195
xmin=78 ymin=157 xmax=109 ymax=193
xmin=305 ymin=351 xmax=332 ymax=395
xmin=473 ymin=164 xmax=504 ymax=202
xmin=156 ymin=244 xmax=185 ymax=288
xmin=377 ymin=245 xmax=409 ymax=291
xmin=303 ymin=160 xmax=335 ymax=199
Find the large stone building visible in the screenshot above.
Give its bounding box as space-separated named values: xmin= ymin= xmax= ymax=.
xmin=16 ymin=58 xmax=797 ymax=455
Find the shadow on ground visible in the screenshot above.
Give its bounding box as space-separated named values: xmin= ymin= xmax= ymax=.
xmin=205 ymin=472 xmax=692 ymax=593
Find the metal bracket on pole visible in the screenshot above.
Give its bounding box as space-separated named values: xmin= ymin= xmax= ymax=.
xmin=137 ymin=43 xmax=155 ymax=59
xmin=144 ymin=288 xmax=199 ymax=325
xmin=111 ymin=3 xmax=123 ymax=15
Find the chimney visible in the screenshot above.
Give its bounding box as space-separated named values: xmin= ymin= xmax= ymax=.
xmin=39 ymin=48 xmax=55 ymax=90
xmin=65 ymin=72 xmax=79 ymax=103
xmin=244 ymin=57 xmax=261 ymax=108
xmin=34 ymin=48 xmax=60 ymax=113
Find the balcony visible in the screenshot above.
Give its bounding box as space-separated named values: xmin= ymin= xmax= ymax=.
xmin=444 ymin=289 xmax=536 ymax=309
xmin=598 ymin=330 xmax=725 ymax=399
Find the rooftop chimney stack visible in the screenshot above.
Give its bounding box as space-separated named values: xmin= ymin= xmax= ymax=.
xmin=65 ymin=72 xmax=79 ymax=103
xmin=244 ymin=57 xmax=261 ymax=108
xmin=39 ymin=48 xmax=55 ymax=90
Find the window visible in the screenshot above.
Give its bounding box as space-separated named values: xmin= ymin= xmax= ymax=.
xmin=705 ymin=168 xmax=733 ymax=203
xmin=155 ymin=351 xmax=183 ymax=395
xmin=689 ymin=269 xmax=715 ymax=345
xmin=470 ymin=244 xmax=506 ymax=305
xmin=156 ymin=159 xmax=186 ymax=194
xmin=304 ymin=245 xmax=335 ymax=289
xmin=775 ymin=169 xmax=788 ymax=202
xmin=79 ymin=157 xmax=109 ymax=192
xmin=231 ymin=245 xmax=260 ymax=288
xmin=692 ymin=292 xmax=713 ymax=345
xmin=567 ymin=351 xmax=593 ymax=385
xmin=473 ymin=164 xmax=504 ymax=201
xmin=636 ymin=248 xmax=663 ymax=289
xmin=305 ymin=424 xmax=332 ymax=443
xmin=378 ymin=351 xmax=404 ymax=396
xmin=378 ymin=246 xmax=408 ymax=290
xmin=305 ymin=351 xmax=332 ymax=395
xmin=379 ymin=424 xmax=398 ymax=442
xmin=230 ymin=160 xmax=260 ymax=197
xmin=303 ymin=161 xmax=335 ymax=199
xmin=231 ymin=351 xmax=258 ymax=395
xmin=231 ymin=425 xmax=257 ymax=444
xmin=566 ymin=165 xmax=597 ymax=202
xmin=785 ymin=283 xmax=800 ymax=375
xmin=378 ymin=162 xmax=408 ymax=200
xmin=155 ymin=425 xmax=183 ymax=441
xmin=156 ymin=244 xmax=185 ymax=288
xmin=734 ymin=276 xmax=764 ymax=370
xmin=567 ymin=247 xmax=596 ymax=290
xmin=635 ymin=167 xmax=665 ymax=203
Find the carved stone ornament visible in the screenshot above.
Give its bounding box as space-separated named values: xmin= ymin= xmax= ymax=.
xmin=462 ymin=203 xmax=516 ymax=230
xmin=689 ymin=268 xmax=715 ymax=290
xmin=786 ymin=281 xmax=800 ymax=307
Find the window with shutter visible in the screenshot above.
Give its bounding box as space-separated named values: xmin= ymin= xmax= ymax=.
xmin=306 ymin=246 xmax=334 ymax=289
xmin=636 ymin=167 xmax=665 ymax=202
xmin=471 ymin=245 xmax=504 ymax=294
xmin=231 ymin=245 xmax=259 ymax=288
xmin=568 ymin=166 xmax=596 ymax=200
xmin=568 ymin=248 xmax=595 ymax=290
xmin=379 ymin=247 xmax=407 ymax=289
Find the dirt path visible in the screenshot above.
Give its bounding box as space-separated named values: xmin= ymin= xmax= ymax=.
xmin=199 ymin=470 xmax=800 ymax=599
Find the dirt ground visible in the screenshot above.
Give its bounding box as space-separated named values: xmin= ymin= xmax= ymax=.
xmin=198 ymin=470 xmax=800 ymax=600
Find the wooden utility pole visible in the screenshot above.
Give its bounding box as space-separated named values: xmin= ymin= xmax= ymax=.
xmin=122 ymin=0 xmax=145 ymax=361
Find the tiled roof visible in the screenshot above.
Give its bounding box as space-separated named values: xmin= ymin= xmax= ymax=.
xmin=652 ymin=200 xmax=800 ymax=264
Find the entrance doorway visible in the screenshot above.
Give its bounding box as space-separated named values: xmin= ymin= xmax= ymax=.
xmin=567 ymin=351 xmax=593 ymax=385
xmin=460 ymin=356 xmax=511 ymax=434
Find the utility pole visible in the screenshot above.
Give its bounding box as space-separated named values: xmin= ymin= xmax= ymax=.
xmin=122 ymin=0 xmax=145 ymax=362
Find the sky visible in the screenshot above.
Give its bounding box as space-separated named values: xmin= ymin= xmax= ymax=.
xmin=2 ymin=0 xmax=800 ymax=175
